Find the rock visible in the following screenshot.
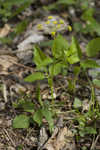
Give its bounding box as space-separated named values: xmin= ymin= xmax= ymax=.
xmin=16 ymin=50 xmax=33 ymax=64
xmin=0 ymin=102 xmax=5 ymax=110
xmin=17 ymin=34 xmax=44 ymax=51
xmin=17 ymin=34 xmax=44 ymax=64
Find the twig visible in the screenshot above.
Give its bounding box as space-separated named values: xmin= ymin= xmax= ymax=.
xmin=3 ymin=84 xmax=8 ymax=103
xmin=90 ymin=134 xmax=100 ymax=150
xmin=3 ymin=129 xmax=16 ymax=147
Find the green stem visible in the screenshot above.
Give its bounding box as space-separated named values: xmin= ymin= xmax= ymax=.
xmin=48 ymin=76 xmax=54 ymax=105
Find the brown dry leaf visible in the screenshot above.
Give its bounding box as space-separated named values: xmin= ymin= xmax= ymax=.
xmin=0 ymin=54 xmax=34 ymax=102
xmin=0 ymin=54 xmax=32 ymax=76
xmin=0 ymin=55 xmax=18 ymax=75
xmin=41 ymin=127 xmax=76 ymax=150
xmin=0 ymin=24 xmax=11 ymax=38
xmin=82 ymin=99 xmax=90 ymax=112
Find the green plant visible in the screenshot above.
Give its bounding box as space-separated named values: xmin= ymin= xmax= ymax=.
xmin=44 ymin=0 xmax=100 ymax=36
xmin=25 ymin=34 xmax=82 ymax=95
xmin=73 ymin=96 xmax=100 ymax=137
xmin=25 ymin=34 xmax=100 ymax=93
xmin=13 ymin=33 xmax=100 ymax=135
xmin=0 ymin=0 xmax=34 ymax=23
xmin=72 ymin=79 xmax=100 ymax=139
xmin=73 ymin=3 xmax=100 ymax=36
xmin=43 ymin=0 xmax=76 ymax=11
xmin=0 ymin=0 xmax=35 ymax=44
xmin=13 ymin=94 xmax=54 ymax=132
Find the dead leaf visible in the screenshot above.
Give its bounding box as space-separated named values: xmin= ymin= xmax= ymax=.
xmin=0 ymin=55 xmax=18 ymax=75
xmin=40 ymin=127 xmax=76 ymax=150
xmin=0 ymin=24 xmax=11 ymax=38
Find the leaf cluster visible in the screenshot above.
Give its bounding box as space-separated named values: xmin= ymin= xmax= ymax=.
xmin=13 ymin=98 xmax=54 ymax=132
xmin=25 ymin=35 xmax=100 ymax=83
xmin=22 ymin=34 xmax=100 ymax=132
xmin=0 ymin=0 xmax=34 ymax=22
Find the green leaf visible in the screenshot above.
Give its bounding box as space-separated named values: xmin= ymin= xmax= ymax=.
xmin=65 ymin=37 xmax=82 ymax=64
xmin=93 ymin=79 xmax=100 ymax=88
xmin=10 ymin=0 xmax=33 ymax=18
xmin=67 ymin=53 xmax=80 ymax=64
xmin=74 ymin=66 xmax=80 ymax=76
xmin=57 ymin=0 xmax=76 ymax=5
xmin=49 ymin=62 xmax=62 ymax=76
xmin=24 ymin=72 xmax=45 ymax=82
xmin=73 ymin=22 xmax=83 ymax=32
xmin=34 ymin=46 xmax=53 ymax=69
xmin=3 ymin=0 xmax=31 ymax=7
xmin=81 ymin=8 xmax=99 ymax=35
xmin=81 ymin=59 xmax=100 ymax=69
xmin=16 ymin=145 xmax=23 ymax=150
xmin=73 ymin=98 xmax=82 ymax=108
xmin=13 ymin=115 xmax=30 ymax=128
xmin=81 ymin=0 xmax=89 ymax=10
xmin=52 ymin=34 xmax=69 ymax=59
xmin=33 ymin=109 xmax=43 ymax=126
xmin=44 ymin=3 xmax=58 ymax=11
xmin=81 ymin=8 xmax=94 ymax=21
xmin=0 ymin=37 xmax=12 ymax=44
xmin=14 ymin=100 xmax=34 ymax=113
xmin=82 ymin=17 xmax=100 ymax=35
xmin=93 ymin=21 xmax=100 ymax=36
xmin=42 ymin=107 xmax=54 ymax=132
xmin=84 ymin=127 xmax=97 ymax=135
xmin=86 ymin=38 xmax=100 ymax=57
xmin=14 ymin=20 xmax=28 ymax=35
xmin=39 ymin=40 xmax=53 ymax=47
xmin=0 ymin=0 xmax=34 ymax=21
xmin=21 ymin=101 xmax=34 ymax=113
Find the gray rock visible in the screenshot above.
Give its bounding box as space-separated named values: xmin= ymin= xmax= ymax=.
xmin=0 ymin=102 xmax=5 ymax=110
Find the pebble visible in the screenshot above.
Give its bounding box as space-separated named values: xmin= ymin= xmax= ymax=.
xmin=0 ymin=102 xmax=5 ymax=110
